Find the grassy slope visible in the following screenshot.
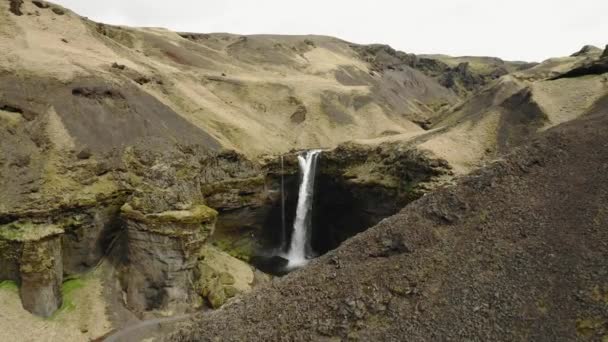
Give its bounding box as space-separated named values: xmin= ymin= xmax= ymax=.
xmin=0 ymin=1 xmax=458 ymax=158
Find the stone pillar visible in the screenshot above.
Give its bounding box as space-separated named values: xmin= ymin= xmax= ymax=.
xmin=121 ymin=204 xmax=217 ymax=314
xmin=19 ymin=235 xmax=63 ymax=317
xmin=0 ymin=222 xmax=64 ymax=318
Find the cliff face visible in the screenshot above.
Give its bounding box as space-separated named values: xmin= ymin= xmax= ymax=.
xmin=0 ymin=0 xmax=606 ymax=334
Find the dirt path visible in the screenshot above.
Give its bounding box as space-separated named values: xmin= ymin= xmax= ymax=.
xmin=103 ymin=314 xmax=191 ymax=342
xmin=0 ymin=271 xmax=112 ymax=342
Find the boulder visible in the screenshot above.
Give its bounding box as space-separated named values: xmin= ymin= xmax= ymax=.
xmin=198 ymin=245 xmax=255 ymax=308
xmin=121 ymin=203 xmax=218 ymax=314
xmin=19 ymin=236 xmax=63 ymax=317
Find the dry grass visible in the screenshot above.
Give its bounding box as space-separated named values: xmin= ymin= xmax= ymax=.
xmin=0 ymin=269 xmax=112 ymax=341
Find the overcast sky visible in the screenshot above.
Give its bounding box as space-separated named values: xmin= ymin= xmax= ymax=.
xmin=53 ymin=0 xmax=607 ymax=62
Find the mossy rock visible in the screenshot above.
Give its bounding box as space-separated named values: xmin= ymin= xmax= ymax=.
xmin=207 ymin=288 xmax=226 ymax=309
xmin=224 ymin=285 xmax=238 ymax=298
xmin=219 ymin=272 xmax=235 ymax=285
xmin=198 ymin=245 xmax=254 ymax=309
xmin=0 ymin=239 xmax=20 ymax=262
xmin=210 ymin=237 xmax=256 ymax=262
xmin=205 ymin=279 xmax=227 ymax=309
xmin=58 ymin=215 xmax=87 ymax=230
xmin=49 ymin=276 xmax=87 ymax=319
xmin=0 ymin=221 xmax=63 ymax=242
xmin=121 ymin=203 xmax=218 ymax=225
xmin=576 ymin=318 xmax=606 ymax=337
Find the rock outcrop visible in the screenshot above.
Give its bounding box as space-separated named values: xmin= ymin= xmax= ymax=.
xmin=121 ymin=203 xmax=218 ymax=314
xmin=0 ymin=187 xmax=128 ymax=318
xmin=198 ymin=245 xmax=255 ymax=308
xmin=571 ymin=44 xmax=602 ymax=57
xmin=352 ymin=44 xmax=536 ymax=98
xmin=0 ymin=222 xmax=63 ymax=317
xmin=551 ymin=55 xmax=608 ymax=80
xmin=8 ymin=0 xmax=23 ymax=16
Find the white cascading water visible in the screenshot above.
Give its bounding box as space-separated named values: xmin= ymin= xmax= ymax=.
xmin=280 ymin=154 xmax=286 ymax=247
xmin=285 ymin=149 xmax=322 ymax=269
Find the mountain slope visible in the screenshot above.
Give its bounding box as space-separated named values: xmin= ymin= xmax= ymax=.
xmin=0 ymin=0 xmax=461 ymax=158
xmin=354 ymin=50 xmax=608 ymax=175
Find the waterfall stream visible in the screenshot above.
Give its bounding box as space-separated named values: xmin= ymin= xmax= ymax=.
xmin=285 ymin=150 xmax=322 ymax=269
xmin=280 ymin=154 xmax=286 ymax=246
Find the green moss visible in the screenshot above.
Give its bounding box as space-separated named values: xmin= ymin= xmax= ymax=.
xmin=175 ymin=166 xmax=197 ymax=180
xmin=127 ymin=172 xmax=144 ymax=187
xmin=0 ymin=221 xmax=63 ymax=242
xmin=121 ymin=203 xmax=218 ymax=225
xmin=0 ymin=240 xmax=19 ymax=262
xmin=536 ymin=299 xmax=548 ymax=314
xmin=156 ymin=205 xmax=218 ymax=224
xmin=219 ymin=272 xmax=235 ymax=285
xmin=224 ymin=285 xmax=238 ymax=298
xmin=576 ymin=318 xmax=605 ymax=337
xmin=591 ymin=285 xmax=608 ymax=304
xmin=49 ymin=277 xmax=86 ymax=319
xmin=207 ymin=285 xmax=227 ymax=309
xmin=0 ymin=280 xmax=18 ymax=292
xmin=477 ymin=209 xmax=490 ymax=224
xmin=62 ymin=277 xmax=85 ymax=294
xmin=211 ymin=238 xmax=254 ymax=262
xmin=59 ymin=215 xmax=87 ymax=230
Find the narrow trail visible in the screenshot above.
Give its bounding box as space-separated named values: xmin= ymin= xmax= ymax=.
xmin=94 ymin=260 xmax=197 ymax=342
xmin=103 ymin=314 xmax=191 ymax=342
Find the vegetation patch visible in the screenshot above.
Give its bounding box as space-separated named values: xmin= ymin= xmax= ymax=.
xmin=121 ymin=203 xmax=218 ymax=225
xmin=49 ymin=276 xmax=86 ymax=318
xmin=576 ymin=318 xmax=606 ymax=337
xmin=211 ymin=238 xmax=255 ymax=262
xmin=0 ymin=280 xmax=18 ymax=293
xmin=0 ymin=221 xmax=63 ymax=242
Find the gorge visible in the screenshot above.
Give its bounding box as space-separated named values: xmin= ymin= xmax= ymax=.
xmin=0 ymin=1 xmax=607 ymax=341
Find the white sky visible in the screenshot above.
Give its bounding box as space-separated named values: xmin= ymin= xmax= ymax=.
xmin=52 ymin=0 xmax=607 ymax=62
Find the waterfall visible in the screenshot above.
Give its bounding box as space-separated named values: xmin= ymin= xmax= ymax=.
xmin=285 ymin=149 xmax=322 ymax=269
xmin=280 ymin=154 xmax=286 ymax=248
